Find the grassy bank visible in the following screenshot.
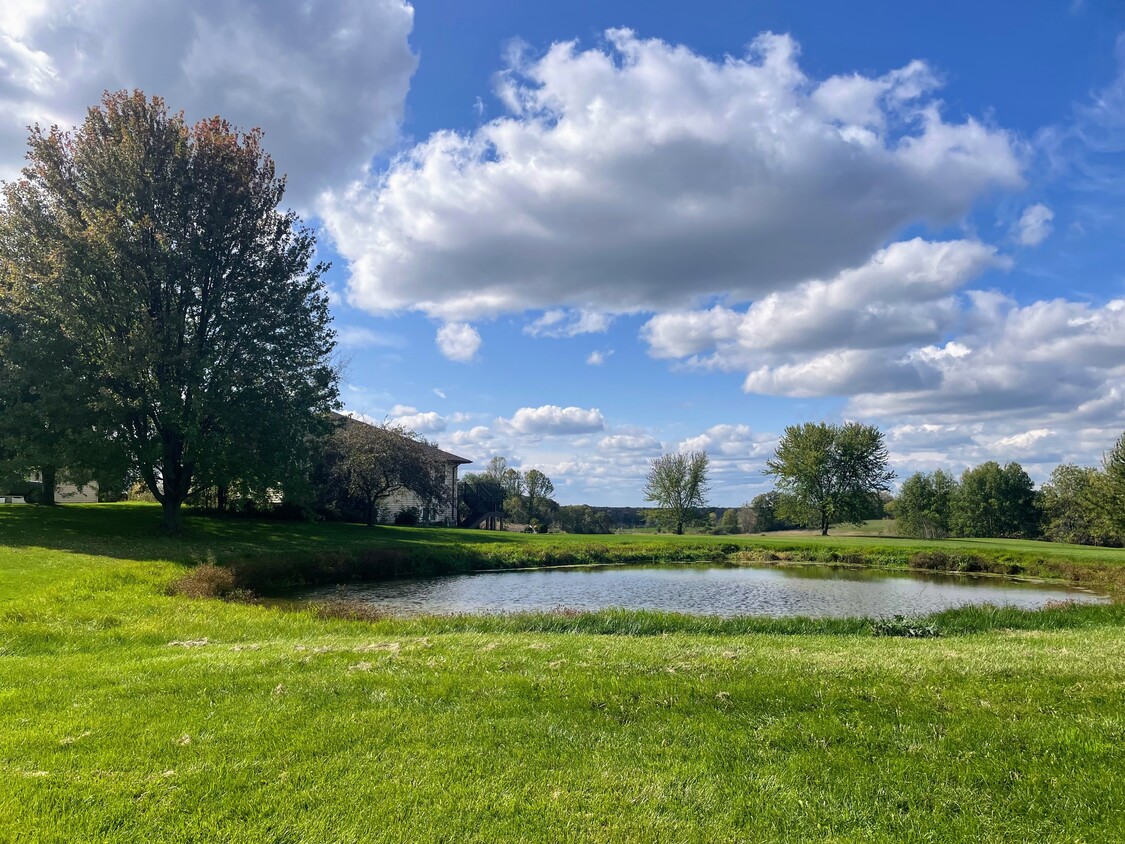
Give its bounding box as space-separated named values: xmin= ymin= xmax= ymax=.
xmin=2 ymin=504 xmax=1124 ymax=841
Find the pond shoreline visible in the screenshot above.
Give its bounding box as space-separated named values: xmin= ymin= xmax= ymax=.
xmin=293 ymin=561 xmax=1109 ymax=622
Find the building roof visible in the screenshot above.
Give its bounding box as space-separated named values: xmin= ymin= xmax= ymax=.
xmin=330 ymin=412 xmax=471 ymax=466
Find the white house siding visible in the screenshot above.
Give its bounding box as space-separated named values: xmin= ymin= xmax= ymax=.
xmin=24 ymin=472 xmax=100 ymax=503
xmin=378 ymin=462 xmax=462 ymax=526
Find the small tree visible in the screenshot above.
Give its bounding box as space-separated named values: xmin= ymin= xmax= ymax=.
xmin=765 ymin=422 xmax=894 ymax=535
xmin=523 ymin=469 xmax=555 ymax=525
xmin=643 ymin=451 xmax=710 ymax=535
xmin=329 ymin=420 xmax=446 ymax=527
xmin=718 ymin=507 xmax=742 ymax=534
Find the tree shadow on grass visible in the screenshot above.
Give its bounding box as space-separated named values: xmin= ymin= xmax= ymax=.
xmin=0 ymin=502 xmax=525 ymax=565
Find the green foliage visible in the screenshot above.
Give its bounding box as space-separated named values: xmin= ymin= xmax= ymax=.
xmin=953 ymin=461 xmax=1040 ymax=539
xmin=322 ymin=417 xmax=447 ymax=527
xmin=643 ymin=451 xmax=710 ymax=535
xmin=523 ymin=468 xmax=555 ymax=524
xmin=895 ymin=470 xmax=957 ymax=539
xmin=738 ymin=491 xmax=799 ymax=532
xmin=870 ymin=615 xmax=940 ymax=638
xmin=1104 ymin=431 xmax=1125 ymax=536
xmin=458 ymin=472 xmax=504 ymax=523
xmin=765 ymin=422 xmax=894 ymax=535
xmin=718 ymin=507 xmax=741 ymax=534
xmin=557 ymin=504 xmax=615 ymax=534
xmin=1039 ymin=464 xmax=1121 ymax=546
xmin=0 ymin=91 xmax=338 ymax=532
xmin=393 ymin=507 xmax=420 ymax=526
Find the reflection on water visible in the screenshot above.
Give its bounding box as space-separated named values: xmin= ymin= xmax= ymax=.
xmin=303 ymin=563 xmax=1108 ymax=618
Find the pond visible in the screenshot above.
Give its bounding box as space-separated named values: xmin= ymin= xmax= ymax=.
xmin=303 ymin=563 xmax=1108 ymax=618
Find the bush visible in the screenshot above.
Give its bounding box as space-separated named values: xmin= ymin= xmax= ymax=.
xmin=168 ymin=563 xmax=243 ymax=599
xmin=309 ymin=598 xmax=391 ymax=622
xmin=393 ymin=507 xmax=419 ymax=526
xmin=871 ymin=615 xmax=940 ymax=638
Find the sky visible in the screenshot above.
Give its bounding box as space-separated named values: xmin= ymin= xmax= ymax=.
xmin=2 ymin=0 xmax=1124 ymax=505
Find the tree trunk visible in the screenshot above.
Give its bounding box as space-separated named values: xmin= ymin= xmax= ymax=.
xmin=365 ymin=498 xmax=375 ymax=527
xmin=157 ymin=443 xmax=192 ymax=535
xmin=217 ymin=484 xmax=229 ymax=513
xmin=675 ymin=518 xmax=684 ymax=535
xmin=39 ymin=465 xmax=57 ymax=505
xmin=161 ymin=496 xmax=184 ymax=534
xmin=820 ymin=509 xmax=830 ymax=536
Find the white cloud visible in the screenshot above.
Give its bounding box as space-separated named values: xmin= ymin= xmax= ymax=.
xmin=525 ymin=309 xmax=613 ymax=338
xmin=432 ymin=388 xmax=447 ymax=399
xmin=502 ymin=405 xmax=606 ymax=436
xmin=846 ymin=296 xmax=1125 ymax=422
xmin=643 ymin=238 xmax=1005 ymax=364
xmin=387 ymin=404 xmax=447 ymax=434
xmin=336 ymin=325 xmax=402 ymax=348
xmin=1014 ymin=203 xmax=1054 ymax=246
xmin=435 ymin=322 xmax=481 ymax=362
xmin=599 ymin=434 xmax=661 ymax=452
xmin=0 ymin=0 xmax=417 ymax=207
xmin=586 ymin=349 xmax=614 ymax=366
xmin=323 ymin=29 xmax=1022 ymax=322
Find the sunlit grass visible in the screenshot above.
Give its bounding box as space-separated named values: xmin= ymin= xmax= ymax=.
xmin=1 ymin=503 xmax=1123 ymax=841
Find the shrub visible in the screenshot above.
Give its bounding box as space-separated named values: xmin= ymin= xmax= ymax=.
xmin=871 ymin=615 xmax=940 ymax=638
xmin=169 ymin=563 xmax=241 ymax=599
xmin=393 ymin=507 xmax=419 ymax=526
xmin=309 ymin=598 xmax=391 ymax=622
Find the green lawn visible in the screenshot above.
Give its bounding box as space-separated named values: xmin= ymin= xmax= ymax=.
xmin=1 ymin=504 xmax=1124 ymax=841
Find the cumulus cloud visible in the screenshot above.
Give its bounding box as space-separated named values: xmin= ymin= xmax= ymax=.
xmin=846 ymin=296 xmax=1125 ymax=422
xmin=323 ymin=29 xmax=1022 ymax=322
xmin=643 ymin=238 xmax=1005 ymax=365
xmin=0 ymin=0 xmax=417 ymax=207
xmin=435 ymin=323 xmax=482 ymax=362
xmin=524 ymin=309 xmax=613 ymax=338
xmin=387 ymin=405 xmax=447 ymax=434
xmin=599 ymin=434 xmax=662 ymax=452
xmin=586 ymin=349 xmax=613 ymax=366
xmin=1014 ymin=203 xmax=1054 ymax=245
xmin=501 ymin=405 xmax=607 ymax=436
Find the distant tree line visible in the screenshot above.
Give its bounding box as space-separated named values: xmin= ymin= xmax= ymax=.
xmin=894 ymin=435 xmax=1125 ymax=546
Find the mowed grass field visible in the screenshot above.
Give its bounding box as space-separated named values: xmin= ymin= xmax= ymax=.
xmin=1 ymin=503 xmax=1124 ymax=842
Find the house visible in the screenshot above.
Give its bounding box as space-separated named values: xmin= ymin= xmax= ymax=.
xmin=329 ymin=412 xmax=471 ymax=526
xmin=376 ymin=439 xmax=472 ymax=525
xmin=2 ymin=471 xmax=99 ymax=503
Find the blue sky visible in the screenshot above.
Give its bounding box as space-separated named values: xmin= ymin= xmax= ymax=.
xmin=3 ymin=1 xmax=1124 ymax=504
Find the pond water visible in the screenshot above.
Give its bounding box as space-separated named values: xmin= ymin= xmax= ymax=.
xmin=304 ymin=563 xmax=1108 ymax=618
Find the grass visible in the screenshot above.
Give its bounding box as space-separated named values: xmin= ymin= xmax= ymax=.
xmin=1 ymin=503 xmax=1124 ymax=841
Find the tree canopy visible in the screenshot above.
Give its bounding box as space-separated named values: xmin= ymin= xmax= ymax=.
xmin=643 ymin=451 xmax=710 ymax=535
xmin=764 ymin=422 xmax=894 ymax=535
xmin=895 ymin=470 xmax=957 ymax=539
xmin=322 ymin=418 xmax=447 ymax=527
xmin=0 ymin=91 xmax=338 ymax=530
xmin=952 ymin=461 xmax=1038 ymax=539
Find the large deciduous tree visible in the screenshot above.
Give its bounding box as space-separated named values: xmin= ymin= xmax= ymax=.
xmin=1038 ymin=464 xmax=1116 ymax=546
xmin=0 ymin=91 xmax=338 ymax=531
xmin=643 ymin=451 xmax=710 ymax=535
xmin=765 ymin=422 xmax=894 ymax=536
xmin=951 ymin=461 xmax=1039 ymax=539
xmin=895 ymin=470 xmax=957 ymax=539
